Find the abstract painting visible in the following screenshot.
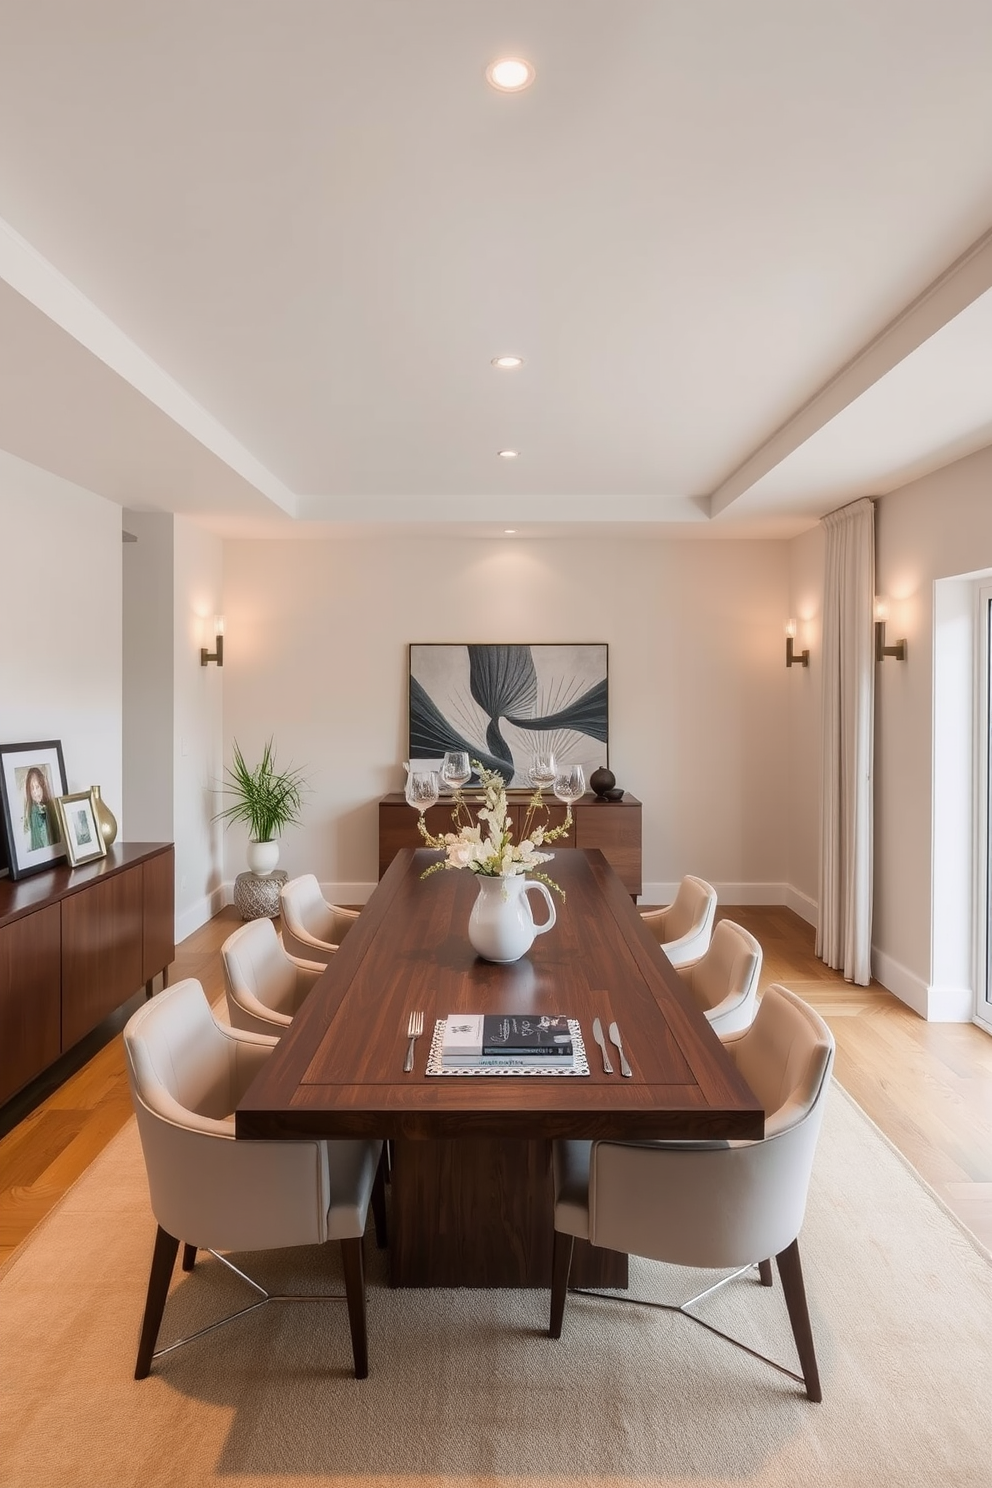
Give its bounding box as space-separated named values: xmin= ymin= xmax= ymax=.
xmin=409 ymin=644 xmax=608 ymax=787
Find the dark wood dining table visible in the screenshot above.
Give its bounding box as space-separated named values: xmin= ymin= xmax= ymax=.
xmin=236 ymin=847 xmax=763 ymax=1288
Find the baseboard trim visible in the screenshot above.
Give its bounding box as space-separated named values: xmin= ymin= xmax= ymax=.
xmin=176 ymin=887 xmax=226 ymax=945
xmin=870 ymin=948 xmax=974 ymax=1022
xmin=641 ymin=881 xmax=801 ymax=909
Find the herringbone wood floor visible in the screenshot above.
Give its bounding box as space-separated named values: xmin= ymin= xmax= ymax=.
xmin=1 ymin=904 xmax=990 ymax=1266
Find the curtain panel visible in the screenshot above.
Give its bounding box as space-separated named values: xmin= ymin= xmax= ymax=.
xmin=817 ymin=498 xmax=875 ymax=985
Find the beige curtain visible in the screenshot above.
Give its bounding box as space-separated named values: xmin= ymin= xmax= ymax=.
xmin=817 ymin=498 xmax=875 ymax=984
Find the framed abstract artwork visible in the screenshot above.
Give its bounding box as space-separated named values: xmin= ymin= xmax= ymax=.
xmin=0 ymin=739 xmax=68 ymax=880
xmin=409 ymin=643 xmax=608 ymax=788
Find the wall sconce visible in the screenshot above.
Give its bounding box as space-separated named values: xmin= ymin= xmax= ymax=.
xmin=785 ymin=619 xmax=809 ymax=669
xmin=200 ymin=615 xmax=225 ymax=667
xmin=874 ymin=598 xmax=906 ymax=662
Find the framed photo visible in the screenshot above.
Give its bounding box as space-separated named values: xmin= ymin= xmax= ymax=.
xmin=55 ymin=790 xmax=108 ymax=867
xmin=0 ymin=740 xmax=68 ymax=880
xmin=409 ymin=643 xmax=608 ymax=788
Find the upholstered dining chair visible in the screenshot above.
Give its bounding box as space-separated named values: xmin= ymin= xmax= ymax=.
xmin=124 ymin=978 xmax=385 ymax=1381
xmin=548 ymin=984 xmax=835 ymax=1401
xmin=639 ymin=875 xmax=717 ymax=967
xmin=279 ymin=874 xmax=361 ymax=963
xmin=676 ymin=918 xmax=763 ymax=1036
xmin=222 ymin=916 xmax=325 ymax=1036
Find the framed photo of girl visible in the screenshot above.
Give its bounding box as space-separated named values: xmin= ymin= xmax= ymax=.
xmin=54 ymin=790 xmax=108 ymax=868
xmin=0 ymin=740 xmax=69 ymax=880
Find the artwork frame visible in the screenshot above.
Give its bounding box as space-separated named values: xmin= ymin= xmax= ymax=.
xmin=409 ymin=643 xmax=609 ymax=789
xmin=0 ymin=739 xmax=69 ymax=880
xmin=55 ymin=789 xmax=108 ymax=868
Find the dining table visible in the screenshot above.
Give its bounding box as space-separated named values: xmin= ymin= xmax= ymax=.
xmin=236 ymin=846 xmax=764 ymax=1288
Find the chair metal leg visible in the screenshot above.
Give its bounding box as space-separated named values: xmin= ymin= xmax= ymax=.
xmin=340 ymin=1236 xmax=369 ymax=1379
xmin=549 ymin=1231 xmax=574 ymax=1338
xmin=135 ymin=1226 xmax=180 ymax=1379
xmin=371 ymin=1151 xmax=388 ymax=1249
xmin=182 ymin=1243 xmax=197 ymax=1272
xmin=775 ymin=1238 xmax=821 ymax=1402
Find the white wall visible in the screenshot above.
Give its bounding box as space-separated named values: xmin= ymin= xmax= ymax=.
xmin=222 ymin=535 xmax=792 ymax=903
xmin=785 ymin=524 xmax=824 ymax=922
xmin=122 ymin=509 xmax=174 ymax=839
xmin=873 ymin=444 xmax=992 ymax=1018
xmin=0 ymin=452 xmax=122 ymax=831
xmin=172 ymin=518 xmax=225 ymax=939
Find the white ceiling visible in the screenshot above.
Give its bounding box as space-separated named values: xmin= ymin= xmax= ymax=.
xmin=0 ymin=0 xmax=990 ymax=539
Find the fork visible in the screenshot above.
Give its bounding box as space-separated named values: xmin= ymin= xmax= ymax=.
xmin=403 ymin=1009 xmax=424 ymax=1073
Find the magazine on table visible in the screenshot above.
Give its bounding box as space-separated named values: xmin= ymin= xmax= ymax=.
xmin=440 ymin=1013 xmax=574 ymax=1066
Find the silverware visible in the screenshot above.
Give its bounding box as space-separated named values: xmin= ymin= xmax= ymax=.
xmin=608 ymin=1020 xmax=632 ymax=1077
xmin=592 ymin=1016 xmax=614 ymax=1075
xmin=403 ymin=1009 xmax=424 ymax=1073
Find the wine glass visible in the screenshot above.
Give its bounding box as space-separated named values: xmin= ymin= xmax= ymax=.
xmin=405 ymin=769 xmax=440 ymax=812
xmin=553 ymin=763 xmax=585 ymax=806
xmin=528 ymin=751 xmax=557 ymax=791
xmin=440 ymin=750 xmax=471 ymax=791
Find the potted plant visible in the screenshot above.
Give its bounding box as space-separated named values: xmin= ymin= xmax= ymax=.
xmin=215 ymin=738 xmax=308 ymax=877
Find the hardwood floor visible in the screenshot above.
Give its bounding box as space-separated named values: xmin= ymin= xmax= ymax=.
xmin=1 ymin=903 xmax=990 ymax=1267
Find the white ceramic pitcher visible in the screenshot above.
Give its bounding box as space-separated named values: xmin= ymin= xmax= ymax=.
xmin=467 ymin=874 xmax=557 ymax=964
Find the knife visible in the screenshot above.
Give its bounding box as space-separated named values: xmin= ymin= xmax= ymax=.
xmin=608 ymin=1020 xmax=633 ymax=1077
xmin=591 ymin=1017 xmax=614 ymax=1074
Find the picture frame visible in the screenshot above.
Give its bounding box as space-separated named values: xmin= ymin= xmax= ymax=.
xmin=0 ymin=740 xmax=69 ymax=880
xmin=409 ymin=643 xmax=609 ymax=788
xmin=55 ymin=790 xmax=108 ymax=868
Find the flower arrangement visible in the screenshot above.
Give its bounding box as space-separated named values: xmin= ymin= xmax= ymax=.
xmin=417 ymin=761 xmax=572 ymax=897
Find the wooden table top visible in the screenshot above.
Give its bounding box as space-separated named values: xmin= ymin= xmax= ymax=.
xmin=236 ymin=848 xmax=764 ymax=1143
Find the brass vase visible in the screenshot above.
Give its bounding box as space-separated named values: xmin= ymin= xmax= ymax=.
xmin=91 ymin=785 xmax=118 ymax=847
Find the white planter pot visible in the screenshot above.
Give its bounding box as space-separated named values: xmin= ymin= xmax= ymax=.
xmin=467 ymin=874 xmax=557 ymax=964
xmin=246 ymin=839 xmax=280 ymax=877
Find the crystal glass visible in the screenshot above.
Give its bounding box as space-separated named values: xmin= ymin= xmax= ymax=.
xmin=553 ymin=763 xmax=586 ymax=805
xmin=440 ymin=750 xmax=471 ymax=791
xmin=528 ymin=751 xmax=557 ymax=790
xmin=405 ymin=769 xmax=441 ymax=812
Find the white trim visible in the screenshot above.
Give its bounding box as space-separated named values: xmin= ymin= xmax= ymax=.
xmin=785 ymin=884 xmax=818 ymax=927
xmin=870 ymin=945 xmax=975 ymax=1022
xmin=176 ymin=886 xmax=226 ymax=945
xmin=976 ymin=582 xmax=992 ymax=1025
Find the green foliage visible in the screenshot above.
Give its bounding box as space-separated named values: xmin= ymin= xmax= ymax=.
xmin=214 ymin=738 xmax=307 ymax=843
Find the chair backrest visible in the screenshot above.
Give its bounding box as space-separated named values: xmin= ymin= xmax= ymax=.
xmin=222 ymin=916 xmax=298 ymax=1022
xmin=123 ymin=978 xmax=327 ymax=1252
xmin=280 ymin=874 xmax=355 ymax=958
xmin=664 ymin=875 xmax=717 ymax=943
xmin=588 ymin=985 xmax=835 ymax=1268
xmin=682 ymin=918 xmax=762 ymax=1024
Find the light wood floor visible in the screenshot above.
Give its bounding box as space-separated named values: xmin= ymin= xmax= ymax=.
xmin=1 ymin=904 xmax=990 ymax=1268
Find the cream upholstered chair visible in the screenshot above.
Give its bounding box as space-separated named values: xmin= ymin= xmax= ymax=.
xmin=677 ymin=918 xmax=763 ymax=1036
xmin=549 ymin=984 xmax=835 ymax=1401
xmin=279 ymin=874 xmax=361 ymax=964
xmin=124 ymin=978 xmax=385 ymax=1380
xmin=639 ymin=875 xmax=717 ymax=967
xmin=222 ymin=916 xmax=325 ymax=1036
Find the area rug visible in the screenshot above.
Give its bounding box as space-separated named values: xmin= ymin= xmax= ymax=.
xmin=1 ymin=1085 xmax=988 ymax=1488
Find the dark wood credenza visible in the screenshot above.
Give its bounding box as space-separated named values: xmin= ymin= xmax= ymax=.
xmin=378 ymin=792 xmax=642 ymax=897
xmin=0 ymin=842 xmax=175 ymax=1106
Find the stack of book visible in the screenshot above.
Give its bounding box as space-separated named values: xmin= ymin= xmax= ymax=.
xmin=439 ymin=1014 xmax=575 ymax=1070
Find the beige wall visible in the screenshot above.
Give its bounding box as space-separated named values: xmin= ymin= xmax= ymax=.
xmin=0 ymin=453 xmax=122 ymax=833
xmin=222 ymin=534 xmax=793 ymax=902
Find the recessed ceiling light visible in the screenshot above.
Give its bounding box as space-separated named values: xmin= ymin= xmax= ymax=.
xmin=497 ymin=449 xmax=519 ymax=459
xmin=504 ymin=529 xmax=517 ymax=535
xmin=486 ymin=57 xmax=535 ymax=92
xmin=491 ymin=355 xmax=524 ymax=369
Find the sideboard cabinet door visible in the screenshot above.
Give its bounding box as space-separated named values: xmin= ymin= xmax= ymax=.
xmin=142 ymin=846 xmax=175 ymax=985
xmin=0 ymin=905 xmax=61 ymax=1104
xmin=61 ymin=867 xmax=143 ymax=1050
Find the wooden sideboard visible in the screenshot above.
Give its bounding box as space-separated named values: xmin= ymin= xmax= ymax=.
xmin=0 ymin=842 xmax=175 ymax=1105
xmin=377 ymin=792 xmax=642 ymax=897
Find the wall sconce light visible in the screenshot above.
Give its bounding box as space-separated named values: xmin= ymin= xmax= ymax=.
xmin=200 ymin=615 xmax=225 ymax=667
xmin=874 ymin=598 xmax=906 ymax=662
xmin=785 ymin=619 xmax=809 ymax=669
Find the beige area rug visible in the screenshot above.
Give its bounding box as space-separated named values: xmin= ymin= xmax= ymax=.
xmin=1 ymin=1085 xmax=989 ymax=1488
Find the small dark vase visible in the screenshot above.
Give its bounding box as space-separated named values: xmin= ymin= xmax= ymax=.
xmin=589 ymin=767 xmax=616 ymax=799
